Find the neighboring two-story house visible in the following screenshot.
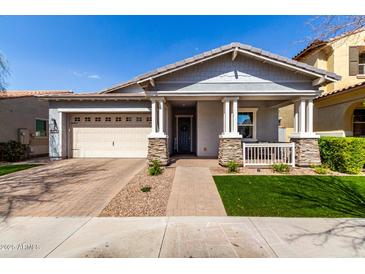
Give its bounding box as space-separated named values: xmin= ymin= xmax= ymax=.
xmin=280 ymin=29 xmax=365 ymax=138
xmin=0 ymin=90 xmax=72 ymax=157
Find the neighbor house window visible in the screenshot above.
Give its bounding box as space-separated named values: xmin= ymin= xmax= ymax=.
xmin=238 ymin=108 xmax=257 ymax=141
xmin=126 ymin=117 xmax=132 ymax=122
xmin=105 ymin=117 xmax=111 ymax=122
xmin=136 ymin=117 xmax=142 ymax=122
xmin=116 ymin=117 xmax=122 ymax=122
xmin=359 ymin=52 xmax=365 ymax=75
xmin=349 ymin=47 xmax=365 ymax=76
xmin=74 ymin=117 xmax=80 ymax=122
xmin=95 ymin=117 xmax=101 ymax=122
xmin=353 ymin=109 xmax=365 ymax=137
xmin=84 ymin=117 xmax=91 ymax=122
xmin=36 ymin=119 xmax=47 ymax=137
xmin=146 ymin=116 xmax=152 ymax=122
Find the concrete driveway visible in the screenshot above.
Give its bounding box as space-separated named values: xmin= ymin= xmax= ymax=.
xmin=0 ymin=216 xmax=364 ymax=258
xmin=0 ymin=158 xmax=146 ymax=217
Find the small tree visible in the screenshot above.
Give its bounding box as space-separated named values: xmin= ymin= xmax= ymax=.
xmin=0 ymin=52 xmax=9 ymax=91
xmin=306 ymin=16 xmax=365 ymax=42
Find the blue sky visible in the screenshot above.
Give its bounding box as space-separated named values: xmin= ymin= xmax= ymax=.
xmin=0 ymin=16 xmax=314 ymax=93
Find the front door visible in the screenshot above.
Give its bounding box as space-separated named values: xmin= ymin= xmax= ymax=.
xmin=178 ymin=117 xmax=191 ymax=153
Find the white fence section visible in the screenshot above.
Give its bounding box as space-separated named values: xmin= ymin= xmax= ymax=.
xmin=243 ymin=142 xmax=295 ymax=167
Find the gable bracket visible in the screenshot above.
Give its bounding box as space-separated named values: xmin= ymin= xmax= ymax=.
xmin=232 ymin=47 xmax=238 ymax=61
xmin=312 ymin=76 xmax=326 ymax=86
xmin=149 ymin=77 xmax=155 ymax=87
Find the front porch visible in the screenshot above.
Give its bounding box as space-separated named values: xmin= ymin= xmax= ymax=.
xmin=147 ymin=96 xmax=321 ymax=167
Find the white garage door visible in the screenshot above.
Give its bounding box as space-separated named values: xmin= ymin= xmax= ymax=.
xmin=70 ymin=113 xmax=151 ymax=158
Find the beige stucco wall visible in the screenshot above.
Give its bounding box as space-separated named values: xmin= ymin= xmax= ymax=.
xmin=314 ymin=87 xmax=365 ymax=135
xmin=0 ymin=96 xmax=49 ymax=156
xmin=278 ymin=104 xmax=294 ymax=128
xmin=298 ymin=30 xmax=365 ymax=93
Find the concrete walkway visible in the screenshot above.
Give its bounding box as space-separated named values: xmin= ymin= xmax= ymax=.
xmin=0 ymin=217 xmax=364 ymax=258
xmin=166 ymin=167 xmax=226 ymax=216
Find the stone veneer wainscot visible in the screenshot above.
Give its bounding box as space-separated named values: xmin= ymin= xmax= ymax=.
xmin=218 ymin=137 xmax=243 ymax=166
xmin=147 ymin=137 xmax=169 ymax=166
xmin=290 ymin=137 xmax=321 ymax=167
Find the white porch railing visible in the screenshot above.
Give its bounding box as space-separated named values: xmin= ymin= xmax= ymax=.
xmin=243 ymin=142 xmax=295 ymax=167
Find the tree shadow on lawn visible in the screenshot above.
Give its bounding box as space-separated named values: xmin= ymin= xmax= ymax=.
xmin=275 ymin=176 xmax=365 ymax=217
xmin=276 ymin=176 xmax=365 ymax=253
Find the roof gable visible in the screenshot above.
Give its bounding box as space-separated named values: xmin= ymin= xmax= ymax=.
xmin=102 ymin=42 xmax=340 ymax=93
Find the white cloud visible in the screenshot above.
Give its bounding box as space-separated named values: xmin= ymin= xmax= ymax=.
xmin=71 ymin=70 xmax=101 ymax=80
xmin=88 ymin=74 xmax=101 ymax=79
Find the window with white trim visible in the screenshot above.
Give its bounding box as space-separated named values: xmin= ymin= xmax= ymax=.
xmin=146 ymin=116 xmax=152 ymax=122
xmin=74 ymin=117 xmax=80 ymax=122
xmin=84 ymin=117 xmax=91 ymax=122
xmin=95 ymin=117 xmax=101 ymax=122
xmin=126 ymin=117 xmax=132 ymax=122
xmin=116 ymin=117 xmax=122 ymax=122
xmin=238 ymin=108 xmax=257 ymax=141
xmin=105 ymin=117 xmax=112 ymax=122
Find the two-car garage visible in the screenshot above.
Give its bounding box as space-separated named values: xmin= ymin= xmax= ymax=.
xmin=70 ymin=113 xmax=151 ymax=158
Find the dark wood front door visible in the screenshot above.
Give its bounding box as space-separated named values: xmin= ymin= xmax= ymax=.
xmin=178 ymin=117 xmax=191 ymax=153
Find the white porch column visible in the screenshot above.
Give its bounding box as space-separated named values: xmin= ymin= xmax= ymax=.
xmin=231 ymin=98 xmax=238 ymax=134
xmin=306 ymin=99 xmax=313 ymax=133
xmin=294 ymin=101 xmax=299 ymax=133
xmin=224 ymin=99 xmax=230 ymax=134
xmin=158 ymin=99 xmax=164 ymax=135
xmin=151 ymin=100 xmax=157 ymax=135
xmin=298 ymin=99 xmax=306 ymax=133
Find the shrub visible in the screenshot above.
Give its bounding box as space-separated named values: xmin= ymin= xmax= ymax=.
xmin=0 ymin=141 xmax=28 ymax=162
xmin=227 ymin=160 xmax=239 ymax=173
xmin=272 ymin=163 xmax=290 ymax=173
xmin=313 ymin=165 xmax=330 ymax=175
xmin=148 ymin=160 xmax=162 ymax=176
xmin=318 ymin=137 xmax=365 ymax=174
xmin=140 ymin=186 xmax=151 ymax=193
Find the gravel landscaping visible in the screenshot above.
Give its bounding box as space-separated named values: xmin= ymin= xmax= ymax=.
xmin=210 ymin=166 xmax=352 ymax=176
xmin=100 ymin=166 xmax=175 ymax=217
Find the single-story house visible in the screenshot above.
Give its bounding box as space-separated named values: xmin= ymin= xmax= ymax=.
xmin=42 ymin=43 xmax=340 ymax=166
xmin=0 ymin=90 xmax=72 ymax=157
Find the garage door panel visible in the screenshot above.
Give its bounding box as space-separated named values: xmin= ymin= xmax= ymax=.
xmin=71 ymin=114 xmax=151 ymax=158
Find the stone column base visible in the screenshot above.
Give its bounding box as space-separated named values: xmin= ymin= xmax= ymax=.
xmin=290 ymin=137 xmax=321 ymax=167
xmin=147 ymin=137 xmax=169 ymax=166
xmin=218 ymin=137 xmax=243 ymax=166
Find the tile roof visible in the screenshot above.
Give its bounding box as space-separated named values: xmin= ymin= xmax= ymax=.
xmin=39 ymin=92 xmax=146 ymax=100
xmin=293 ymin=28 xmax=365 ymax=60
xmin=0 ymin=90 xmax=72 ymax=99
xmin=101 ymin=42 xmax=340 ymax=93
xmin=316 ymin=81 xmax=365 ymax=100
xmin=293 ymin=40 xmax=327 ymax=60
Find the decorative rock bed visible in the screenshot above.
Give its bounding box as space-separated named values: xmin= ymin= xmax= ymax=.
xmin=100 ymin=166 xmax=175 ymax=217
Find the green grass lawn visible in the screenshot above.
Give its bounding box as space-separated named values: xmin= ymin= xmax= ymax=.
xmin=214 ymin=175 xmax=365 ymax=218
xmin=0 ymin=164 xmax=41 ymax=176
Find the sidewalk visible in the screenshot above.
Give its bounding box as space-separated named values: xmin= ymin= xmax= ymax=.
xmin=0 ymin=216 xmax=364 ymax=258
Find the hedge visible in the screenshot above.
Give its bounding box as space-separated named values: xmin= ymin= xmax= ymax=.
xmin=318 ymin=137 xmax=365 ymax=174
xmin=0 ymin=141 xmax=29 ymax=162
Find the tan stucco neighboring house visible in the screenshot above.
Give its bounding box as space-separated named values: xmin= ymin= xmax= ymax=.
xmin=0 ymin=90 xmax=72 ymax=157
xmin=280 ymin=29 xmax=365 ymax=137
xmin=42 ymin=42 xmax=339 ymax=167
